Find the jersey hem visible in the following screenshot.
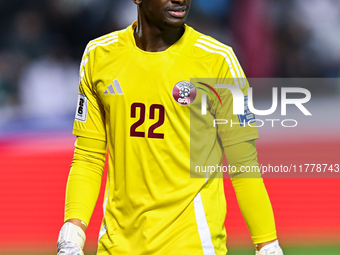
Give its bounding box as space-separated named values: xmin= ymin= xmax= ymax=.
xmin=222 ymin=133 xmax=259 ymax=147
xmin=72 ymin=129 xmax=106 ymax=142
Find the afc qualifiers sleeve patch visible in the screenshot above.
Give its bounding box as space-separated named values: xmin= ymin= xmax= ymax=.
xmin=237 ymin=96 xmax=255 ymax=126
xmin=75 ymin=93 xmax=88 ymax=123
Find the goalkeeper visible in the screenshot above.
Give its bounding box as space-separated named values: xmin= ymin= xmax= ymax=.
xmin=57 ymin=0 xmax=284 ymax=254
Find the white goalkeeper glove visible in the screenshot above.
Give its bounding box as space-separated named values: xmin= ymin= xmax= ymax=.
xmin=256 ymin=240 xmax=283 ymax=255
xmin=57 ymin=222 xmax=86 ymax=255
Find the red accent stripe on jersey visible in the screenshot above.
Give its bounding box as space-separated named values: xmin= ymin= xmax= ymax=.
xmin=197 ymin=82 xmax=223 ymax=106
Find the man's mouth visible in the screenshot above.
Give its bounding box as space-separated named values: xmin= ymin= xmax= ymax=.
xmin=168 ymin=9 xmax=187 ymax=18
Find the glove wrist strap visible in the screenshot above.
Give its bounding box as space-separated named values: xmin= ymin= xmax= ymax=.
xmin=58 ymin=222 xmax=86 ymax=249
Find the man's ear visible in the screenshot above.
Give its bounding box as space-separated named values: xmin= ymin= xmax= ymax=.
xmin=132 ymin=0 xmax=142 ymax=5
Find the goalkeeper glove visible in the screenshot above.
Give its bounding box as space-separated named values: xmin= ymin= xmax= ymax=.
xmin=256 ymin=240 xmax=283 ymax=255
xmin=57 ymin=222 xmax=86 ymax=255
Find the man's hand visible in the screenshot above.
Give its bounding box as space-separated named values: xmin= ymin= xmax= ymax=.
xmin=255 ymin=240 xmax=283 ymax=255
xmin=57 ymin=222 xmax=86 ymax=255
xmin=57 ymin=241 xmax=84 ymax=255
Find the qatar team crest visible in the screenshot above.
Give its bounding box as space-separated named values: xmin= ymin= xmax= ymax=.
xmin=172 ymin=81 xmax=197 ymax=105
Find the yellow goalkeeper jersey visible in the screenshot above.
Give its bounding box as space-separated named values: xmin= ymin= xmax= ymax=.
xmin=73 ymin=21 xmax=258 ymax=255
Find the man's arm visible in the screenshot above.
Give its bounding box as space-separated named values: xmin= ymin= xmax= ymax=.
xmin=57 ymin=136 xmax=106 ymax=254
xmin=65 ymin=136 xmax=106 ymax=225
xmin=224 ymin=140 xmax=283 ymax=253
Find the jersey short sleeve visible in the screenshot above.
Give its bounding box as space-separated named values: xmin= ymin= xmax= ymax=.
xmin=72 ymin=44 xmax=106 ymax=141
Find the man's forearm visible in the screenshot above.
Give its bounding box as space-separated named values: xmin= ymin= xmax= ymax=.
xmin=231 ymin=177 xmax=277 ymax=244
xmin=65 ymin=136 xmax=106 ymax=226
xmin=225 ymin=141 xmax=278 ymax=244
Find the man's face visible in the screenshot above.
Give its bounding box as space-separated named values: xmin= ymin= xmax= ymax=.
xmin=138 ymin=0 xmax=191 ymax=28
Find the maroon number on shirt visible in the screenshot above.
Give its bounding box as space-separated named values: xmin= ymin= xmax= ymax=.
xmin=130 ymin=103 xmax=165 ymax=139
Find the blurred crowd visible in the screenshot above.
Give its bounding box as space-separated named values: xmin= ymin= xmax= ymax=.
xmin=0 ymin=0 xmax=133 ymax=126
xmin=0 ymin=0 xmax=339 ymax=129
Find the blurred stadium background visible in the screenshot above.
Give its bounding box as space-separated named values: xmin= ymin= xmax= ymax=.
xmin=0 ymin=0 xmax=339 ymax=254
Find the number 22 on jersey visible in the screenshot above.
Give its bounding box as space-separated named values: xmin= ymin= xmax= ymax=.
xmin=130 ymin=103 xmax=165 ymax=139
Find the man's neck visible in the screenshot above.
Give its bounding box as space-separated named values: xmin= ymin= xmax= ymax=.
xmin=134 ymin=16 xmax=185 ymax=52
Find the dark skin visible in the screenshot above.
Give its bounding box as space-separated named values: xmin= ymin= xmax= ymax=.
xmin=67 ymin=0 xmax=277 ymax=251
xmin=133 ymin=0 xmax=191 ymax=52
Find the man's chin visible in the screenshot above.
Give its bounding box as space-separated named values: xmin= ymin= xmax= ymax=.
xmin=163 ymin=19 xmax=186 ymax=28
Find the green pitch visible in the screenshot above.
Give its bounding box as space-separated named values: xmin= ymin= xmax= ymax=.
xmin=228 ymin=245 xmax=340 ymax=255
xmin=3 ymin=245 xmax=340 ymax=255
